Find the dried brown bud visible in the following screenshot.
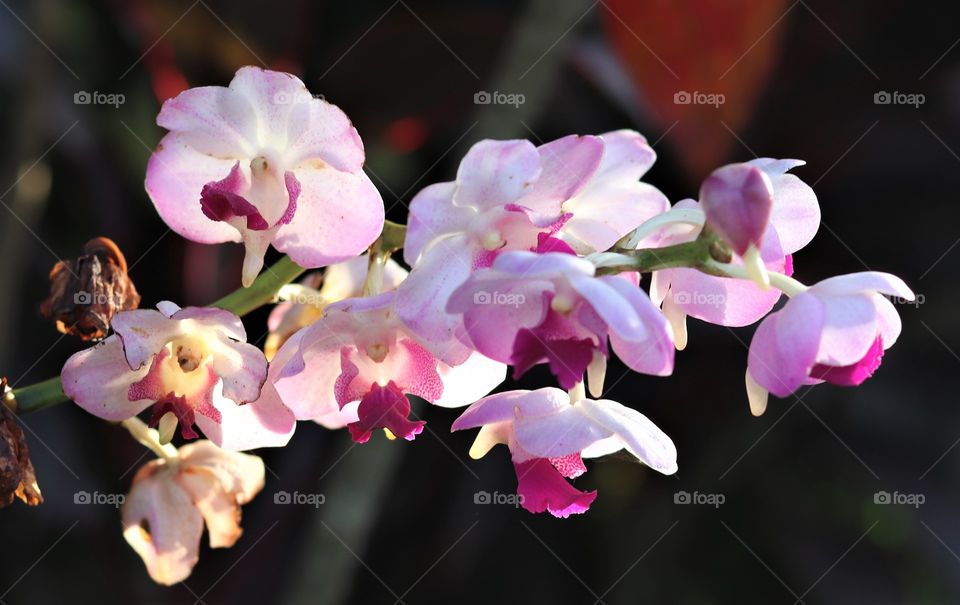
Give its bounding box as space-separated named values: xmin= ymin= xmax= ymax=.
xmin=40 ymin=237 xmax=141 ymax=340
xmin=0 ymin=378 xmax=42 ymax=507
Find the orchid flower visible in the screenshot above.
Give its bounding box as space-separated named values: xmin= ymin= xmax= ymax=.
xmin=745 ymin=272 xmax=914 ymax=415
xmin=452 ymin=387 xmax=677 ymax=517
xmin=396 ymin=130 xmax=667 ymax=348
xmin=265 ymin=254 xmax=407 ymax=359
xmin=122 ymin=440 xmax=264 ymax=585
xmin=271 ymin=291 xmax=505 ymax=442
xmin=61 ymin=302 xmax=295 ymax=450
xmin=632 ymin=159 xmax=818 ymax=345
xmin=146 ymin=66 xmax=384 ymax=286
xmin=447 ymin=251 xmax=673 ymax=394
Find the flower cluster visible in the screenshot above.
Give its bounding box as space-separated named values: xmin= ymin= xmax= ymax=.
xmin=52 ymin=67 xmax=912 ymax=583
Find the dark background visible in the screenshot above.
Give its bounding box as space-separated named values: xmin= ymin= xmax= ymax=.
xmin=0 ymin=0 xmax=957 ymax=603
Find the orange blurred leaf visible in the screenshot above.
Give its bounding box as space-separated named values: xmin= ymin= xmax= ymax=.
xmin=602 ymin=0 xmax=791 ymax=180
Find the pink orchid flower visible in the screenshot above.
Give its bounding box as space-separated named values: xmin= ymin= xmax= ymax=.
xmin=643 ymin=159 xmax=819 ymax=341
xmin=447 ymin=251 xmax=674 ymax=392
xmin=452 ymin=388 xmax=677 ymax=517
xmin=396 ymin=130 xmax=667 ymax=348
xmin=745 ymin=272 xmax=914 ymax=415
xmin=271 ymin=291 xmax=505 ymax=442
xmin=265 ymin=254 xmax=407 ymax=359
xmin=146 ymin=66 xmax=384 ymax=286
xmin=123 ymin=440 xmax=264 ymax=585
xmin=61 ymin=302 xmax=295 ymax=450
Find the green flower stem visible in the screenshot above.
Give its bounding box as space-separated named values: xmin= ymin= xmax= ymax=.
xmin=9 ymin=255 xmax=308 ymax=414
xmin=7 ymin=376 xmax=64 ymax=414
xmin=211 ymin=255 xmax=306 ymax=317
xmin=595 ymin=240 xmax=717 ymax=275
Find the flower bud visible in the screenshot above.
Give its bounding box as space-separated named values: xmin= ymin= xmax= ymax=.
xmin=699 ymin=164 xmax=773 ymax=256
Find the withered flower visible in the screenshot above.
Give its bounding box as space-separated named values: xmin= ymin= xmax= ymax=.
xmin=122 ymin=440 xmax=264 ymax=585
xmin=40 ymin=237 xmax=140 ymax=340
xmin=0 ymin=378 xmax=42 ymax=506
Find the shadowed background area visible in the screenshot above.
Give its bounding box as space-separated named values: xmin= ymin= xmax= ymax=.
xmin=0 ymin=0 xmax=957 ymax=603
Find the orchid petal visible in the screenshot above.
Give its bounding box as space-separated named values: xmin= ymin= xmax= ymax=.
xmin=61 ymin=336 xmax=152 ymax=421
xmin=273 ymin=165 xmax=384 ymax=268
xmin=453 ymin=139 xmax=541 ymax=210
